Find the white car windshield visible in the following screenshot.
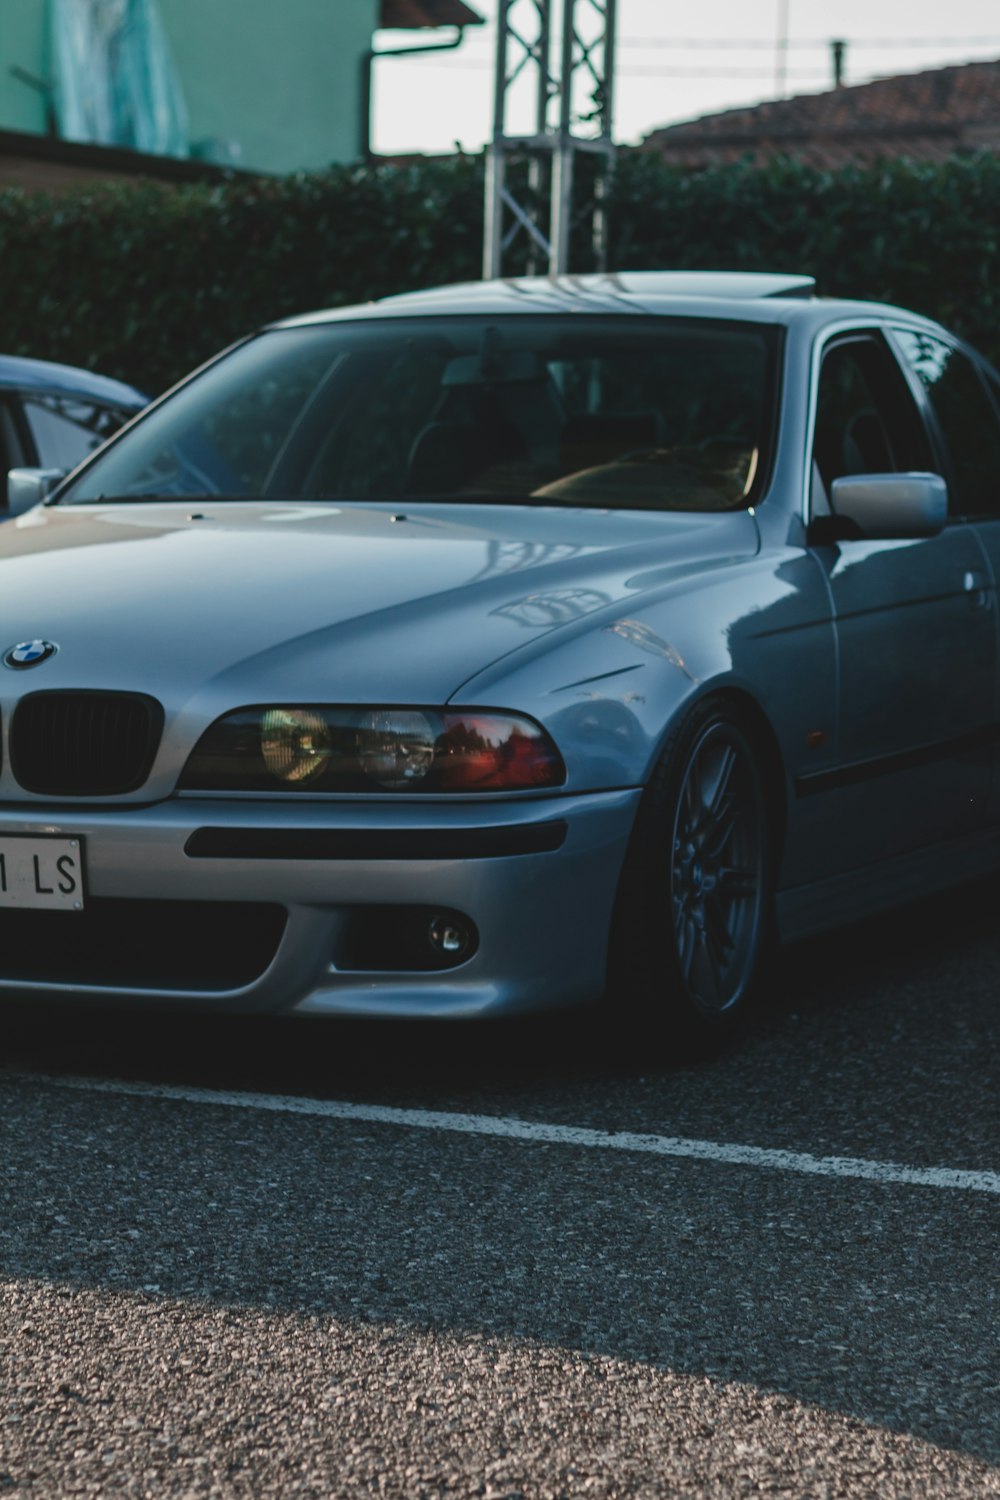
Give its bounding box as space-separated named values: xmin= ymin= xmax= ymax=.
xmin=63 ymin=316 xmax=779 ymax=512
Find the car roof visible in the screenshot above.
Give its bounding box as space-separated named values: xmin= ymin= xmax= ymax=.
xmin=373 ymin=271 xmax=819 ymax=309
xmin=273 ymin=270 xmax=947 ymax=336
xmin=0 ymin=353 xmax=147 ymax=408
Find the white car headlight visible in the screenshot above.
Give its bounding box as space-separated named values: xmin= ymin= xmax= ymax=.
xmin=179 ymin=706 xmax=566 ymax=793
xmin=260 ymin=708 xmax=333 ymax=784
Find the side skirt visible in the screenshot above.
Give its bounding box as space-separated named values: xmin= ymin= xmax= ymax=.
xmin=776 ymin=826 xmax=1000 ymax=943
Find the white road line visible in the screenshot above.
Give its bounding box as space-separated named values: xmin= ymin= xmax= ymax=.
xmin=11 ymin=1071 xmax=1000 ymax=1195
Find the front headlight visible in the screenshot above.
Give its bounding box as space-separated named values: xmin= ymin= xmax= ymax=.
xmin=178 ymin=706 xmax=566 ymax=793
xmin=356 ymin=710 xmax=437 ymax=789
xmin=261 ymin=708 xmax=332 ymax=784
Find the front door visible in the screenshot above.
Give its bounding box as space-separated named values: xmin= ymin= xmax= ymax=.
xmin=891 ymin=327 xmax=1000 ymax=822
xmin=805 ymin=332 xmax=994 ymax=870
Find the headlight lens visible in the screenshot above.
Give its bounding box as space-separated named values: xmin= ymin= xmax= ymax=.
xmin=261 ymin=708 xmax=332 ymax=784
xmin=179 ymin=706 xmax=565 ymax=793
xmin=356 ymin=710 xmax=437 ymax=789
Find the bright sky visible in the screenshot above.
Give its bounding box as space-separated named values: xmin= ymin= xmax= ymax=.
xmin=373 ymin=0 xmax=1000 ymax=155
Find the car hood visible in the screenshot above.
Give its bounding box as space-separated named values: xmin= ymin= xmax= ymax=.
xmin=0 ymin=501 xmax=759 ymax=708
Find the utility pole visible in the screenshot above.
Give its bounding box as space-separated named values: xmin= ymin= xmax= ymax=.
xmin=483 ymin=0 xmax=617 ymax=280
xmin=830 ymin=38 xmax=847 ymax=89
xmin=774 ymin=0 xmax=790 ymax=97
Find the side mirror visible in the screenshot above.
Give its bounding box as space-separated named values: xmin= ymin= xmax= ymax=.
xmin=829 ymin=472 xmax=947 ymax=540
xmin=5 ymin=468 xmax=66 ymax=519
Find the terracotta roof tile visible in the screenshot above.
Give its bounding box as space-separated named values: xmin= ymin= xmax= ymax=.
xmin=642 ymin=58 xmax=1000 ymax=169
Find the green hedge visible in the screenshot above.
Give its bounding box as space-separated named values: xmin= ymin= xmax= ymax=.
xmin=0 ymin=151 xmax=998 ymax=396
xmin=0 ymin=160 xmax=485 ymax=396
xmin=608 ymin=152 xmax=1000 ymax=361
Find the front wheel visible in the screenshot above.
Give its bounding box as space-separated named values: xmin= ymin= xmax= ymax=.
xmin=610 ymin=698 xmax=774 ymax=1043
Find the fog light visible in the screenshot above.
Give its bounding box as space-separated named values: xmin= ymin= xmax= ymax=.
xmin=334 ymin=906 xmax=478 ymax=972
xmin=428 ymin=914 xmax=472 ymax=958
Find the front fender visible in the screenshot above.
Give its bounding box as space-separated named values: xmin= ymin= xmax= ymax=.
xmin=451 ymin=547 xmax=837 ymax=825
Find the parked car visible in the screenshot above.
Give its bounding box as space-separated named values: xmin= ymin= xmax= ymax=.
xmin=2 ymin=270 xmax=999 ymax=1038
xmin=1 ymin=354 xmax=147 ymax=514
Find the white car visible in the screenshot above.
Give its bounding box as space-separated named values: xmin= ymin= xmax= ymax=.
xmin=1 ymin=354 xmax=146 ymax=515
xmin=2 ymin=272 xmax=999 ymax=1040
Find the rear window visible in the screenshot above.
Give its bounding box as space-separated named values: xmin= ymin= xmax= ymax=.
xmin=23 ymin=394 xmax=132 ymax=472
xmin=64 ymin=316 xmax=780 ymax=513
xmin=894 ymin=329 xmax=1000 ymax=516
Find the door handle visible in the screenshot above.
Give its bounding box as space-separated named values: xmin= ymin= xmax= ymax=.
xmin=964 ymin=570 xmax=991 ymax=609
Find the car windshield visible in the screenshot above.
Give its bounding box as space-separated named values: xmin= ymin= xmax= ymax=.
xmin=62 ymin=315 xmax=779 ymax=512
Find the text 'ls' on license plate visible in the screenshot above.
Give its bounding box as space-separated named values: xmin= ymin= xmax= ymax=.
xmin=0 ymin=835 xmax=85 ymax=911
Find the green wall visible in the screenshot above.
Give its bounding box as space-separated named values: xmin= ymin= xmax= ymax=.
xmin=0 ymin=0 xmax=378 ymax=170
xmin=0 ymin=0 xmax=50 ymax=135
xmin=159 ymin=0 xmax=377 ymax=171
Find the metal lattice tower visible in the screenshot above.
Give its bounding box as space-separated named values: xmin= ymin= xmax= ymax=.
xmin=483 ymin=0 xmax=618 ymax=280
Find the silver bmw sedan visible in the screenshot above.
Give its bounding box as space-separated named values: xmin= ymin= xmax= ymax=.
xmin=2 ymin=271 xmax=998 ymax=1040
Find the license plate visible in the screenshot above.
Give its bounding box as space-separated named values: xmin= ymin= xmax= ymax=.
xmin=0 ymin=835 xmax=85 ymax=911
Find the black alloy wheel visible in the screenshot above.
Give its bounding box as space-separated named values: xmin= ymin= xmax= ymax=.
xmin=611 ymin=697 xmax=773 ymax=1041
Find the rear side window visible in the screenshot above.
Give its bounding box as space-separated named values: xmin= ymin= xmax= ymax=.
xmin=894 ymin=329 xmax=1000 ymax=516
xmin=21 ymin=395 xmax=129 ymax=473
xmin=813 ymin=336 xmax=932 ymax=496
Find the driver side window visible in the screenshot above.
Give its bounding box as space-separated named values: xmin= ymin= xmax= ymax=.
xmin=812 ymin=336 xmax=932 ymax=506
xmin=893 ymin=330 xmax=1000 ymax=517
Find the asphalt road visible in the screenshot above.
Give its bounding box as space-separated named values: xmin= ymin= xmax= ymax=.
xmin=1 ymin=878 xmax=998 ymax=1497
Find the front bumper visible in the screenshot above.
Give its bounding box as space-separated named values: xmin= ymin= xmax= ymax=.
xmin=0 ymin=789 xmax=641 ymax=1017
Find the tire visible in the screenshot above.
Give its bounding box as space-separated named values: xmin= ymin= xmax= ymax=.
xmin=609 ymin=696 xmax=773 ymax=1045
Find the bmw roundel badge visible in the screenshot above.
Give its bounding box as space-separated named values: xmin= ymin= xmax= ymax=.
xmin=3 ymin=639 xmax=58 ymax=669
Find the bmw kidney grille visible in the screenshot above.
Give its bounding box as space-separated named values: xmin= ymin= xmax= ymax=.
xmin=9 ymin=691 xmax=164 ymax=795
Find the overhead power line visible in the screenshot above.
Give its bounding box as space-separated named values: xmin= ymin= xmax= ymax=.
xmin=397 ymin=57 xmax=998 ymax=79
xmin=418 ymin=36 xmax=1000 ymax=73
xmin=614 ymin=35 xmax=1000 ymax=50
xmin=613 ymin=66 xmax=853 ymax=79
xmin=445 ymin=33 xmax=1000 ymax=51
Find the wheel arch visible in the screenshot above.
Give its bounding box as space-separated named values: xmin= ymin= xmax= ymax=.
xmin=605 ymin=681 xmax=787 ymax=1035
xmin=646 ymin=683 xmax=789 ymax=873
xmin=703 ymin=686 xmax=789 ymax=870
